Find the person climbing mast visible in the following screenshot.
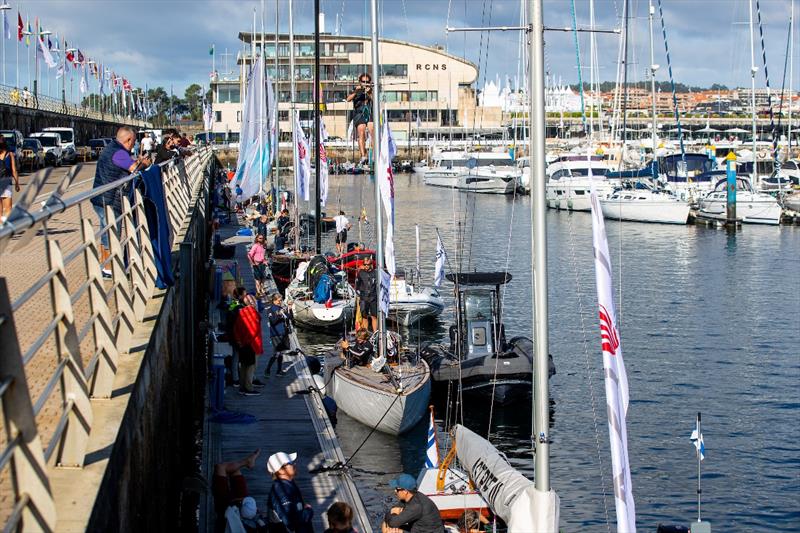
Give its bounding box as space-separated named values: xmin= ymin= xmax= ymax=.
xmin=346 ymin=72 xmax=374 ymax=168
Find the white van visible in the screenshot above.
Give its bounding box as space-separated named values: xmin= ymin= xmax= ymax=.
xmin=30 ymin=132 xmax=63 ymax=166
xmin=42 ymin=127 xmax=77 ymax=164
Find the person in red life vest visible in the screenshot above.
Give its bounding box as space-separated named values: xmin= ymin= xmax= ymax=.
xmin=234 ymin=294 xmax=264 ymax=395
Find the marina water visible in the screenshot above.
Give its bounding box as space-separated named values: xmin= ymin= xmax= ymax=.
xmin=292 ymin=173 xmax=799 ymax=531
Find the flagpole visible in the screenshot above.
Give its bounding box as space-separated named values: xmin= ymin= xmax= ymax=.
xmin=313 ymin=0 xmax=321 ymax=252
xmin=260 ymin=0 xmax=265 ymax=196
xmin=289 ymin=0 xmax=300 ymax=251
xmin=274 ymin=0 xmax=280 ymax=216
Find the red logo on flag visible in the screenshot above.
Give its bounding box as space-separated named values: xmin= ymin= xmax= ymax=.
xmin=599 ymin=304 xmax=620 ymax=356
xmin=297 ymin=141 xmax=306 ymax=160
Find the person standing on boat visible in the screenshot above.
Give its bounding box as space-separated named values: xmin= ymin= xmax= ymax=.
xmin=355 ymin=256 xmax=378 ymax=332
xmin=265 ymin=293 xmax=291 ymax=377
xmin=382 ymin=474 xmax=444 ymax=533
xmin=324 ymin=210 xmax=352 ymax=255
xmin=346 ymin=73 xmax=374 ymax=167
xmin=274 ymin=208 xmax=291 ymax=252
xmin=266 ymin=452 xmax=314 ymax=533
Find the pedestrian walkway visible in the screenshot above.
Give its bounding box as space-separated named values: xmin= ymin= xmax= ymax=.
xmin=202 ymin=217 xmax=371 ymax=532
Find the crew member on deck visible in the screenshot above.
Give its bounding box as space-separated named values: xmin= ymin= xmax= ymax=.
xmin=340 ymin=329 xmax=373 ymax=368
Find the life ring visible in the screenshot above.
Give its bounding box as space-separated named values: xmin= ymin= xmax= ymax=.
xmin=758 ymin=149 xmax=769 ymax=159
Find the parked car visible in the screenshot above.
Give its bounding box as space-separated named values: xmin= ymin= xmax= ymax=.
xmin=20 ymin=138 xmax=46 ymax=170
xmin=43 ymin=127 xmax=77 ymax=164
xmin=0 ymin=129 xmax=24 ymax=153
xmin=30 ymin=132 xmax=63 ymax=166
xmin=88 ymin=138 xmax=109 ymax=160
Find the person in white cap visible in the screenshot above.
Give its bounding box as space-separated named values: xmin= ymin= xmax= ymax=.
xmin=266 ymin=451 xmax=314 ymax=533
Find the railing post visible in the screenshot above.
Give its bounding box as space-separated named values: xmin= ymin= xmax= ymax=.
xmin=121 ymin=194 xmax=148 ymax=321
xmin=46 ymin=240 xmax=93 ymax=468
xmin=0 ymin=278 xmax=58 ymax=531
xmin=80 ymin=218 xmax=120 ymax=399
xmin=106 ymin=204 xmax=136 ymax=351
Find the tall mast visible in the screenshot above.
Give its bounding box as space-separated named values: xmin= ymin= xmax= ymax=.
xmin=289 ymin=0 xmax=300 ymax=251
xmin=748 ymin=0 xmax=758 ymax=184
xmin=314 ymin=0 xmax=322 ymax=253
xmin=529 ymin=0 xmax=551 ymax=493
xmin=648 ymin=1 xmax=658 ymax=156
xmin=589 ymin=0 xmax=595 ymax=138
xmin=260 ymin=0 xmax=266 ymax=195
xmin=789 ymin=0 xmax=795 ymax=154
xmin=274 ymin=0 xmax=280 ymax=214
xmin=369 ymin=0 xmax=386 ymax=355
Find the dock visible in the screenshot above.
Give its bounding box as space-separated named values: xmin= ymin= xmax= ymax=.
xmin=201 ymin=216 xmax=371 ymax=533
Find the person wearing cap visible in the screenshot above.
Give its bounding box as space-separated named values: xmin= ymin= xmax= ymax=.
xmin=234 ymin=294 xmax=264 ymax=395
xmin=267 ymin=452 xmax=314 ymax=533
xmin=382 ymin=474 xmax=444 ymax=533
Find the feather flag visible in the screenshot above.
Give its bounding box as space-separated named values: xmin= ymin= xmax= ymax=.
xmin=319 ymin=119 xmax=329 ymax=207
xmin=376 ymin=121 xmax=396 ymax=276
xmin=293 ymin=110 xmax=311 ymax=202
xmin=589 ymin=185 xmax=636 ymax=533
xmin=424 ymin=408 xmax=439 ymax=468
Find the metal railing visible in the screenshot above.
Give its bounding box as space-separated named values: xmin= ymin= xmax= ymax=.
xmin=0 ymin=83 xmax=150 ymax=128
xmin=0 ymin=147 xmax=213 ymax=531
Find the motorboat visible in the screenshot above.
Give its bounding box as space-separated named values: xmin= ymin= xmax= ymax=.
xmin=324 ymin=331 xmax=431 ymax=435
xmin=776 ymin=159 xmax=800 ymax=186
xmin=545 ymin=155 xmax=615 ymax=211
xmin=284 ymin=255 xmax=356 ymax=330
xmin=600 ymin=180 xmax=691 ymax=225
xmin=412 ymin=159 xmax=429 ymax=174
xmin=420 ymin=272 xmax=555 ymax=406
xmin=424 ymin=151 xmax=520 ymax=194
xmin=698 ymin=175 xmax=782 ymax=225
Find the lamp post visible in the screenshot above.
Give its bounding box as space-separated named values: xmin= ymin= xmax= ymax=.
xmin=0 ymin=3 xmax=11 ymax=86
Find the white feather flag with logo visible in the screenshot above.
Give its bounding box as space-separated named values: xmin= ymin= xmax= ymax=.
xmin=589 ymin=184 xmax=636 ymax=533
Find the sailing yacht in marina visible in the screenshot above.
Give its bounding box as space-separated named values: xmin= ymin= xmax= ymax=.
xmin=600 ymin=180 xmax=691 ymax=224
xmin=545 ymin=154 xmax=615 ymax=211
xmin=698 ymin=175 xmax=782 ymax=225
xmin=423 ymin=151 xmax=520 ymax=194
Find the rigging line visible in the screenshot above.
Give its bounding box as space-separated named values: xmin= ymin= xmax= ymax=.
xmin=342 ymin=392 xmax=403 ymax=468
xmin=565 ymin=203 xmax=612 ymax=533
xmin=755 ymin=0 xmax=779 ymax=164
xmin=775 ymin=12 xmax=792 ymax=162
xmin=469 ymin=0 xmax=496 ymax=141
xmin=656 ymin=0 xmax=686 ymax=161
xmin=619 ymin=0 xmax=630 ymax=171
xmin=569 ymin=0 xmax=588 ymax=136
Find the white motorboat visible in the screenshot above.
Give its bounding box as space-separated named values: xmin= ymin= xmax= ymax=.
xmin=545 ymin=155 xmax=615 ymax=211
xmin=698 ymin=176 xmax=783 ymax=225
xmin=600 ymin=180 xmax=691 ymax=224
xmin=284 ymin=256 xmax=356 ymax=330
xmin=325 ymin=333 xmax=431 ymax=435
xmin=424 ymin=151 xmax=520 ymax=194
xmin=776 ymin=159 xmax=800 ymax=186
xmin=412 ymin=160 xmax=429 ymax=174
xmin=388 ymin=272 xmax=445 ymax=327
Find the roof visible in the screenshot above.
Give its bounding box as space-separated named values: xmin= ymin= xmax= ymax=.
xmin=446 ymin=272 xmax=512 ymax=286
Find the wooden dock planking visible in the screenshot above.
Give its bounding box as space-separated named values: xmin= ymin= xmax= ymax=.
xmin=202 ymin=218 xmax=371 ymax=533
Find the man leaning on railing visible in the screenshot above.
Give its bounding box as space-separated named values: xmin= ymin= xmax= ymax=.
xmin=91 ymin=126 xmax=151 ymax=276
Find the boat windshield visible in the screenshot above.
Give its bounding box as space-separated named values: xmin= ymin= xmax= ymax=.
xmin=463 ymin=290 xmax=494 ymax=321
xmin=570 ymin=167 xmax=609 ymax=177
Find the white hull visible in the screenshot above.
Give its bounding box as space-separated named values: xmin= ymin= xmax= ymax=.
xmin=546 ymin=181 xmax=616 ymax=211
xmin=389 ymin=299 xmax=445 ymax=327
xmin=291 ymin=299 xmax=354 ymax=330
xmin=600 ymin=198 xmax=690 ymax=224
xmin=457 ymin=171 xmax=518 ymax=194
xmin=330 ymin=363 xmax=431 ymax=435
xmin=698 ymin=197 xmax=782 ymax=225
xmin=423 ymin=171 xmax=460 ymax=188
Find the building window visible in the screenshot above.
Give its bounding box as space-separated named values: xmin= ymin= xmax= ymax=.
xmin=237 ymin=111 xmax=241 ymax=122
xmin=278 ymin=110 xmax=289 ymax=121
xmin=217 ymin=86 xmax=240 ymax=103
xmin=214 ymin=111 xmax=222 ymax=122
xmin=410 ymin=91 xmax=428 ymax=102
xmin=380 ymin=64 xmax=408 ymax=77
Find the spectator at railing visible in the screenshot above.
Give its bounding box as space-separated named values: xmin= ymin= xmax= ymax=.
xmin=178 ymin=132 xmax=192 ymax=148
xmin=22 ymin=87 xmax=31 ymax=107
xmin=9 ymin=87 xmax=20 ymax=105
xmin=154 ymin=133 xmax=181 ymax=165
xmin=91 ymin=126 xmax=151 ymax=276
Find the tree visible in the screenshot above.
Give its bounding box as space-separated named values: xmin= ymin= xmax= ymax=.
xmin=185 ymin=83 xmax=203 ymax=120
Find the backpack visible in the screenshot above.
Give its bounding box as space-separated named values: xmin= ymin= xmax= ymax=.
xmin=313 ymin=274 xmax=334 ymax=304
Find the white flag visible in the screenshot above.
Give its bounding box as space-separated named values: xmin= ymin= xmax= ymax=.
xmin=293 ymin=110 xmax=311 ymax=202
xmin=589 ymin=185 xmax=636 ymax=533
xmin=79 ymin=67 xmax=88 ymax=94
xmin=376 ymin=121 xmax=395 ymax=276
xmin=434 ymin=234 xmax=446 ymax=287
xmin=379 ymin=270 xmax=391 ymax=317
xmin=203 ymin=101 xmax=214 ymax=131
xmin=319 ymin=120 xmax=329 ymax=207
xmin=38 ymin=36 xmax=57 ymax=68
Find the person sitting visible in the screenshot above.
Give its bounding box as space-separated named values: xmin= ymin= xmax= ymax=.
xmin=240 ymin=496 xmax=268 ymax=532
xmin=382 ymin=474 xmax=444 ymax=533
xmin=324 ymin=502 xmax=356 ymax=533
xmin=455 ymin=510 xmax=490 ymax=533
xmin=340 ymin=329 xmax=373 ymax=368
xmin=212 ymin=449 xmax=261 ymax=532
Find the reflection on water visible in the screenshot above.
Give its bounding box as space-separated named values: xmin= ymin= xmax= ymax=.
xmin=289 ymin=173 xmax=800 ymax=531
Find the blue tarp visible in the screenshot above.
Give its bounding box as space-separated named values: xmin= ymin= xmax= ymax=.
xmin=137 ymin=165 xmax=175 ymax=288
xmin=607 ymin=161 xmax=659 ymax=179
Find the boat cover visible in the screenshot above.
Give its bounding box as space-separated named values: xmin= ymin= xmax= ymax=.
xmin=454 ymin=425 xmax=558 ymax=531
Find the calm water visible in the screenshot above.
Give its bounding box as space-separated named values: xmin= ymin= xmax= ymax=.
xmin=292 ymin=173 xmax=800 ymax=531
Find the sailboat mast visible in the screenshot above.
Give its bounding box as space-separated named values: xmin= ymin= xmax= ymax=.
xmin=260 ymin=0 xmax=266 ymax=195
xmin=648 ymin=0 xmax=658 ymax=156
xmin=314 ymin=0 xmax=322 ymax=253
xmin=289 ymin=0 xmax=300 ymax=251
xmin=369 ymin=0 xmax=387 ymax=355
xmin=274 ymin=0 xmax=280 ymax=214
xmin=529 ymin=0 xmax=551 ymax=492
xmin=788 ymin=0 xmax=794 ymax=154
xmin=749 ymin=0 xmax=758 ymax=183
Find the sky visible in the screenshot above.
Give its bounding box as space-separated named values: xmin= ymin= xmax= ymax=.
xmin=3 ymin=0 xmax=796 ymax=101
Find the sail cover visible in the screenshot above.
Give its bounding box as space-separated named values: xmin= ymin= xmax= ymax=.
xmin=454 ymin=425 xmax=558 ymax=531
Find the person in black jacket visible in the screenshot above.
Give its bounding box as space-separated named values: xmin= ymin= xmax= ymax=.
xmin=153 ymin=133 xmax=180 ymax=164
xmin=382 ymin=474 xmax=444 ymax=533
xmin=355 ymin=256 xmax=378 ymax=332
xmin=266 ymin=452 xmax=313 ymax=533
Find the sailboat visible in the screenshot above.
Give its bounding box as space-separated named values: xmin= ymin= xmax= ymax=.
xmin=284 ymin=255 xmax=356 ymax=330
xmin=324 ymin=0 xmax=431 ymax=435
